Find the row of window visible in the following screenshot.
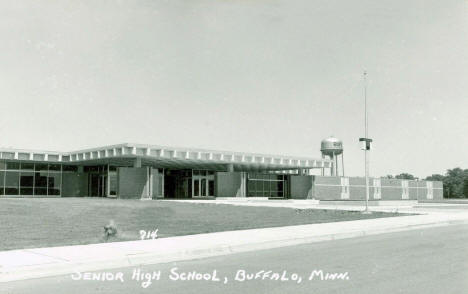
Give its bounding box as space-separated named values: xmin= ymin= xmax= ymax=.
xmin=193 ymin=170 xmax=215 ymax=176
xmin=0 ymin=161 xmax=78 ymax=172
xmin=247 ymin=179 xmax=288 ymax=197
xmin=248 ymin=174 xmax=288 ymax=181
xmin=0 ymin=171 xmax=61 ymax=196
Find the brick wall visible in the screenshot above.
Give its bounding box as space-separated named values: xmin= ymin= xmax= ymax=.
xmin=117 ymin=167 xmax=149 ymax=199
xmin=215 ymin=172 xmax=246 ymax=197
xmin=290 ymin=175 xmax=313 ymax=199
xmin=310 ymin=176 xmax=443 ymax=201
xmin=62 ymin=173 xmax=87 ymax=197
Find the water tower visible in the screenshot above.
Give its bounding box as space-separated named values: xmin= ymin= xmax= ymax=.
xmin=320 ymin=136 xmax=344 ymax=176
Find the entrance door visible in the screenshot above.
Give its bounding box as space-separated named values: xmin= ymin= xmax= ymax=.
xmin=89 ymin=174 xmax=107 ymax=197
xmin=192 ymin=170 xmax=214 ymax=197
xmin=89 ymin=174 xmax=99 ymax=196
xmin=164 ymin=169 xmax=191 ymax=198
xmin=100 ymin=175 xmax=107 ymax=197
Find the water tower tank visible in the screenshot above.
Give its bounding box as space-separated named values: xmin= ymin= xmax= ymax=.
xmin=320 ymin=136 xmax=343 ymax=157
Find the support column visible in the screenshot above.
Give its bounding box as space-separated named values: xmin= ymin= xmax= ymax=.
xmin=226 ymin=163 xmax=234 ymax=172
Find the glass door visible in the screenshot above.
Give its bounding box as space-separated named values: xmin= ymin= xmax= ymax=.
xmin=192 ymin=170 xmax=214 ymax=197
xmin=100 ymin=175 xmax=107 ymax=197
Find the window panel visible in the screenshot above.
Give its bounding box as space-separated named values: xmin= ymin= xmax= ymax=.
xmin=0 ymin=171 xmax=4 ymax=195
xmin=193 ymin=179 xmax=199 ymax=197
xmin=63 ymin=165 xmax=78 ymax=172
xmin=201 ymin=178 xmax=207 ymax=196
xmin=49 ymin=164 xmax=61 ymax=172
xmin=208 ymin=180 xmax=214 ymax=196
xmin=6 ymin=162 xmax=20 ymax=170
xmin=20 ymin=172 xmax=34 ymax=187
xmin=0 ymin=161 xmax=6 ymax=170
xmin=20 ymin=171 xmax=34 ymax=195
xmin=20 ymin=163 xmax=34 ymax=171
xmin=34 ymin=172 xmax=48 ymax=187
xmin=34 ymin=187 xmax=48 ymax=195
xmin=35 ymin=164 xmax=48 ymax=171
xmin=246 ymin=173 xmax=289 ymax=198
xmin=109 ymin=171 xmax=117 ymax=196
xmin=48 ymin=173 xmax=61 ymax=195
xmin=255 ymin=181 xmax=263 ymax=191
xmin=5 ymin=171 xmax=19 ymax=195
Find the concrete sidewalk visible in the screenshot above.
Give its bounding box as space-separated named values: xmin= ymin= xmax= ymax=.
xmin=2 ymin=205 xmax=468 ymax=283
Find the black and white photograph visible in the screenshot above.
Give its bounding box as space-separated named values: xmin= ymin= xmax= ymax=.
xmin=0 ymin=1 xmax=467 ymax=293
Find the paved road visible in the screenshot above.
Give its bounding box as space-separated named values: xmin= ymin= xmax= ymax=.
xmin=2 ymin=224 xmax=467 ymax=294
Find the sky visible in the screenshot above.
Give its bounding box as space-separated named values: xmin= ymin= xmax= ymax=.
xmin=0 ymin=0 xmax=467 ymax=178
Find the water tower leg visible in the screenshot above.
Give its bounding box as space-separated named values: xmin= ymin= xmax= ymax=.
xmin=341 ymin=152 xmax=345 ymax=177
xmin=330 ymin=153 xmax=334 ymax=176
xmin=335 ymin=156 xmax=338 ymax=177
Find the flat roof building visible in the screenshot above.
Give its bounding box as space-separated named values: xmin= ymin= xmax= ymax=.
xmin=0 ymin=143 xmax=331 ymax=199
xmin=0 ymin=143 xmax=442 ymax=202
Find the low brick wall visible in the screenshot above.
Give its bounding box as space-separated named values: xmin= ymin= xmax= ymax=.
xmin=311 ymin=176 xmax=443 ymax=201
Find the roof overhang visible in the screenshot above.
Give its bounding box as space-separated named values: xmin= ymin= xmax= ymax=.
xmin=0 ymin=143 xmax=332 ymax=171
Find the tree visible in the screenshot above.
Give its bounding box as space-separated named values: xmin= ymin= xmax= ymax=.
xmin=442 ymin=168 xmax=468 ymax=198
xmin=395 ymin=173 xmax=415 ymax=180
xmin=425 ymin=174 xmax=445 ymax=182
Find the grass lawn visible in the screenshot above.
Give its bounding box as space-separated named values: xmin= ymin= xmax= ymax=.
xmin=0 ymin=198 xmax=402 ymax=251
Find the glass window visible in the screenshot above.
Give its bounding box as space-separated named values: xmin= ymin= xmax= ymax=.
xmin=246 ymin=173 xmax=289 ymax=198
xmin=6 ymin=162 xmax=20 ymax=170
xmin=194 ymin=179 xmax=199 ymax=196
xmin=255 ymin=180 xmax=263 ymax=191
xmin=5 ymin=171 xmax=19 ymax=195
xmin=248 ymin=181 xmax=255 ymax=192
xmin=0 ymin=161 xmax=6 ymax=170
xmin=20 ymin=172 xmax=34 ymax=195
xmin=35 ymin=172 xmax=48 ymax=187
xmin=108 ymin=166 xmax=117 ymax=172
xmin=49 ymin=164 xmax=61 ymax=172
xmin=208 ymin=180 xmax=214 ymax=196
xmin=63 ymin=165 xmax=78 ymax=172
xmin=0 ymin=171 xmax=4 ymax=195
xmin=35 ymin=164 xmax=48 ymax=171
xmin=20 ymin=172 xmax=34 ymax=187
xmin=277 ymin=181 xmax=283 ymax=193
xmin=193 ymin=170 xmax=200 ymax=176
xmin=48 ymin=173 xmax=61 ymax=195
xmin=84 ymin=166 xmax=99 ymax=173
xmin=109 ymin=172 xmax=117 ymax=196
xmin=20 ymin=163 xmax=34 ymax=170
xmin=201 ymin=178 xmax=207 ymax=196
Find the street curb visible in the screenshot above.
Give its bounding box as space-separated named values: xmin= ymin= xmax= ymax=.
xmin=1 ymin=216 xmax=468 ymax=283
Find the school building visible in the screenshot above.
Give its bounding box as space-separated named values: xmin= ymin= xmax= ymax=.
xmin=0 ymin=143 xmax=443 ymax=202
